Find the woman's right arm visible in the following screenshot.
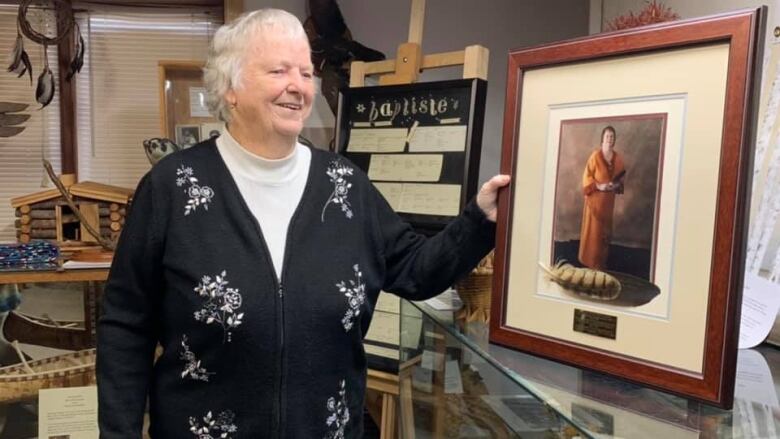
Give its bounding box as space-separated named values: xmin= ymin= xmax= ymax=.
xmin=582 ymin=152 xmax=598 ymax=195
xmin=97 ymin=173 xmax=164 ymax=437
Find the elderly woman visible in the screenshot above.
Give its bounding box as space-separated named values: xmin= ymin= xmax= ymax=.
xmin=97 ymin=8 xmax=509 ymax=438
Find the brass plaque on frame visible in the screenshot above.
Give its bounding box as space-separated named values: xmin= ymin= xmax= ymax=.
xmin=573 ymin=309 xmax=617 ymax=340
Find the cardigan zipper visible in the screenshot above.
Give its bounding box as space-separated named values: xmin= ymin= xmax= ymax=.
xmin=216 ymin=142 xmax=316 ymax=438
xmin=276 ymin=281 xmax=285 ymax=439
xmin=275 ymin=182 xmax=308 ymax=439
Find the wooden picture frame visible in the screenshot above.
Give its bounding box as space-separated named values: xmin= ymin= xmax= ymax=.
xmin=491 ymin=8 xmax=765 ymax=408
xmin=334 ymin=79 xmax=487 ymax=233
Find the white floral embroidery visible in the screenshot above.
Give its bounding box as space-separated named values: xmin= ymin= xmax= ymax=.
xmin=180 ymin=335 xmax=214 ymax=382
xmin=189 ymin=410 xmax=238 ymax=438
xmin=193 ymin=271 xmax=244 ymax=343
xmin=176 ymin=165 xmax=215 ymax=216
xmin=324 ymin=380 xmax=349 ymax=439
xmin=337 ymin=264 xmax=366 ymax=332
xmin=321 ymin=161 xmax=354 ymax=222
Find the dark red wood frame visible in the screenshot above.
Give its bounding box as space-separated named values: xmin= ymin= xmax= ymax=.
xmin=491 ymin=8 xmax=765 ymax=409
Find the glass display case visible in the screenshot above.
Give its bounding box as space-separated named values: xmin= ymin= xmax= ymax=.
xmin=158 ymin=60 xmax=221 ymax=146
xmin=399 ymin=299 xmax=780 ymax=438
xmin=0 ymin=269 xmax=106 ymax=438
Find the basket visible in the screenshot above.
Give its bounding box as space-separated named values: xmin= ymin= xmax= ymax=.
xmin=0 ymin=341 xmax=96 ymax=403
xmin=455 ymin=251 xmax=494 ymax=323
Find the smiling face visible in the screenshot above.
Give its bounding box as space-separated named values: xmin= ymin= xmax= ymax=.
xmin=225 ymin=30 xmax=315 ymax=148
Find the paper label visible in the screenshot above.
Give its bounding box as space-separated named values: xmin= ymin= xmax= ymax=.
xmin=39 ymin=386 xmax=98 ymax=439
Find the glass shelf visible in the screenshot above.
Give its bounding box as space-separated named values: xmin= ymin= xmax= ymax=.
xmin=399 ymin=299 xmax=780 ymax=438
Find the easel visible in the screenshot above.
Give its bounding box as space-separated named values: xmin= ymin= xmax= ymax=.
xmin=354 ymin=1 xmax=489 ymax=438
xmin=349 ymin=0 xmax=488 ymax=87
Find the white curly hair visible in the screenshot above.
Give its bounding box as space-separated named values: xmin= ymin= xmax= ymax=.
xmin=203 ymin=9 xmax=309 ymax=123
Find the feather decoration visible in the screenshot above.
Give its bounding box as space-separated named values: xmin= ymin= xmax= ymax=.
xmin=538 ymin=261 xmax=622 ymax=300
xmin=35 ymin=67 xmax=55 ymax=108
xmin=0 ymin=114 xmax=30 ymax=126
xmin=0 ymin=102 xmax=28 ymax=113
xmin=18 ymin=51 xmax=32 ymax=84
xmin=66 ymin=25 xmax=85 ymax=81
xmin=36 ymin=47 xmax=55 ymax=109
xmin=6 ymin=32 xmax=32 ymax=85
xmin=0 ymin=127 xmax=25 ymax=137
xmin=6 ymin=34 xmax=21 ymax=71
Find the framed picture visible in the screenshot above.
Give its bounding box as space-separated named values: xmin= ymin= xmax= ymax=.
xmin=490 ymin=8 xmax=765 ymax=408
xmin=334 ymin=79 xmax=487 ymax=233
xmin=175 ymin=124 xmax=201 ymax=148
xmin=200 ymin=122 xmax=223 ymax=140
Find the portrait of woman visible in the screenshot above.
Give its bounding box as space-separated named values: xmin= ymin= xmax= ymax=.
xmin=578 ymin=125 xmax=626 ymax=270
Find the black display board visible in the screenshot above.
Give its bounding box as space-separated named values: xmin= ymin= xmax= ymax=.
xmin=335 ymin=78 xmax=487 ymax=233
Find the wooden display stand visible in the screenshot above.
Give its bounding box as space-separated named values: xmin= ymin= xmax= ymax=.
xmin=355 ymin=1 xmax=488 ymax=437
xmin=365 ymin=357 xmax=420 ymax=439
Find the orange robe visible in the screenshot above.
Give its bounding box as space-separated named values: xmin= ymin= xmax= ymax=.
xmin=578 ymin=148 xmax=625 ymax=269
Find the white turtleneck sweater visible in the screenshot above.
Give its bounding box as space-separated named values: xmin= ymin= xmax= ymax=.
xmin=215 ymin=128 xmax=311 ymax=280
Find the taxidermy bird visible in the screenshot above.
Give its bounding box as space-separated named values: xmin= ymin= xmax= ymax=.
xmin=304 ymin=0 xmax=386 ymax=115
xmin=0 ymin=102 xmax=30 ymax=138
xmin=143 ymin=138 xmax=182 ymax=165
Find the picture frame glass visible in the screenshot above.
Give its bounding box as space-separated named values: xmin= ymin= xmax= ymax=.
xmin=504 ymin=42 xmax=730 ymax=374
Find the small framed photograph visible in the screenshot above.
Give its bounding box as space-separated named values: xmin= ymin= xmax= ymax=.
xmin=175 ymin=124 xmax=201 ymax=148
xmin=491 ymin=8 xmax=764 ymax=408
xmin=200 ymin=122 xmax=223 ymax=140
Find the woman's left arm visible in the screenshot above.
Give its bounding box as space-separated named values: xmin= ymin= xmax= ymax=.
xmin=96 ymin=173 xmax=164 ymax=437
xmin=376 ymin=175 xmax=510 ymax=301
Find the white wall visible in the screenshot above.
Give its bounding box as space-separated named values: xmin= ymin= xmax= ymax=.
xmin=596 ymin=0 xmax=778 ymax=44
xmin=243 ymin=0 xmax=591 ymax=182
xmin=596 ymin=1 xmax=780 ymax=274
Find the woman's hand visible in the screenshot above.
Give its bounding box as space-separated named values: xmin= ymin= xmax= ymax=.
xmin=476 ymin=175 xmax=511 ymax=222
xmin=597 ymin=182 xmax=618 ymax=192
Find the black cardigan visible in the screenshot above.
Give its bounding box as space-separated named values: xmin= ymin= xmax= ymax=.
xmin=97 ymin=140 xmax=495 ymax=438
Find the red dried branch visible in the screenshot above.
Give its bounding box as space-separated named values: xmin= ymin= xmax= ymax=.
xmin=605 ymin=0 xmax=680 ymax=31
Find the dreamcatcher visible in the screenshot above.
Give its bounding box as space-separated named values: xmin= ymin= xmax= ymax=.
xmin=6 ymin=0 xmax=85 ymax=109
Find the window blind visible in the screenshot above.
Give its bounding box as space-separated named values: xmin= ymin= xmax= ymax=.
xmin=75 ymin=6 xmax=221 ymax=189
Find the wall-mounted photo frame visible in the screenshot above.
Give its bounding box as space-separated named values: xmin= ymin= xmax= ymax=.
xmin=334 ymin=79 xmax=487 ymax=233
xmin=491 ymin=8 xmax=764 ymax=408
xmin=175 ymin=124 xmax=201 ymax=149
xmin=200 ymin=122 xmax=223 ymax=140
